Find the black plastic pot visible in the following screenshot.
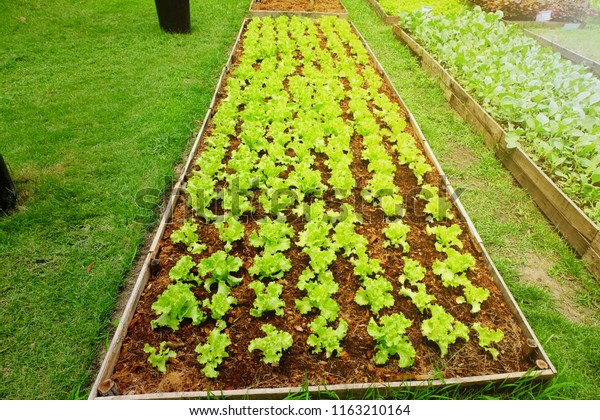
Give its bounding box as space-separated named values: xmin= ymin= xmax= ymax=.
xmin=0 ymin=154 xmax=16 ymax=212
xmin=154 ymin=0 xmax=191 ymax=34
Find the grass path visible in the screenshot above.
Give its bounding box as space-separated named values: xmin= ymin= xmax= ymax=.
xmin=0 ymin=0 xmax=248 ymax=399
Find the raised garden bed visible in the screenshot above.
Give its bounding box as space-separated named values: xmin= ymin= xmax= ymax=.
xmin=249 ymin=0 xmax=349 ymax=19
xmin=392 ymin=23 xmax=600 ymax=279
xmin=363 ymin=0 xmax=400 ymax=25
xmin=518 ymin=28 xmax=600 ymax=77
xmin=90 ymin=16 xmax=555 ymax=399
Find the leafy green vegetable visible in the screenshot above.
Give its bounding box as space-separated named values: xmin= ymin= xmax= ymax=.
xmin=367 ymin=314 xmax=416 ymax=368
xmin=203 ymin=283 xmax=237 ymax=320
xmin=421 ymin=304 xmax=469 ymax=357
xmin=249 ymin=217 xmax=295 ymax=254
xmin=457 ymin=282 xmax=490 ymax=313
xmin=307 ymin=316 xmax=348 ymax=358
xmin=168 ymin=255 xmax=199 ymax=284
xmin=151 ymin=282 xmax=206 ymax=331
xmin=379 ymin=194 xmax=405 ymax=217
xmin=197 ymin=251 xmax=244 ymax=291
xmin=382 ymin=221 xmax=411 ymax=252
xmin=170 ymin=219 xmax=206 ymax=254
xmin=400 ymin=8 xmax=600 ymax=223
xmin=195 ymin=320 xmax=231 ymax=378
xmin=214 ymin=213 xmax=245 ymax=252
xmin=144 ymin=342 xmax=176 ymax=373
xmin=472 ymin=322 xmax=504 ymax=360
xmin=432 ymin=248 xmax=476 ymax=287
xmin=249 ymin=280 xmax=286 ymax=317
xmin=249 ymin=252 xmax=292 ymax=280
xmin=399 ymin=257 xmax=426 ymax=285
xmin=426 ymin=224 xmax=463 ymax=253
xmin=248 ymin=324 xmax=293 ymax=365
xmin=354 ymin=276 xmax=395 ymax=314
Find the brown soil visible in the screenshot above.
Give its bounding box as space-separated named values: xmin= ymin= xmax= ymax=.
xmin=251 ymin=0 xmax=346 ymax=13
xmin=109 ymin=19 xmax=537 ymax=396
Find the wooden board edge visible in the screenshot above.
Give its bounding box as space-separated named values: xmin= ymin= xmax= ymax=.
xmin=93 ymin=369 xmax=556 ymax=400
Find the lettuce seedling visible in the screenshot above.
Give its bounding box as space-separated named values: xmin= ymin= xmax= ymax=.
xmin=367 ymin=314 xmax=416 ymax=368
xmin=354 ymin=276 xmax=395 ymax=314
xmin=214 ymin=213 xmax=245 ymax=252
xmin=170 ymin=219 xmax=207 ymax=255
xmin=382 ymin=221 xmax=411 ymax=252
xmin=197 ymin=251 xmax=244 ymax=291
xmin=168 ymin=255 xmax=199 ymax=284
xmin=144 ymin=342 xmax=176 ymax=373
xmin=248 ymin=324 xmax=293 ymax=365
xmin=421 ymin=304 xmax=469 ymax=357
xmin=203 ymin=283 xmax=237 ymax=320
xmin=249 ymin=280 xmax=286 ymax=317
xmin=249 ymin=252 xmax=292 ymax=280
xmin=307 ymin=316 xmax=348 ymax=358
xmin=151 ymin=282 xmax=206 ymax=331
xmin=426 ymin=224 xmax=463 ymax=253
xmin=472 ymin=323 xmax=504 ymax=360
xmin=195 ymin=320 xmax=231 ymax=378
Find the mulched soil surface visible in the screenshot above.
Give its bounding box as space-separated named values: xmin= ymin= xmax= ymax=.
xmin=109 ymin=18 xmax=537 ymax=396
xmin=251 ymin=0 xmax=346 ymax=13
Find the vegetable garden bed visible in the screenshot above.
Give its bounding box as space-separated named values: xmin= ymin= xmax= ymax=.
xmin=249 ymin=0 xmax=349 ymax=19
xmin=91 ymin=16 xmax=554 ymax=399
xmin=363 ymin=0 xmax=399 ymax=25
xmin=393 ymin=11 xmax=600 ymax=279
xmin=518 ymin=28 xmax=600 ymax=77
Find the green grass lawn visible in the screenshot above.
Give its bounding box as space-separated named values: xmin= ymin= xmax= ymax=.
xmin=0 ymin=0 xmax=248 ymax=399
xmin=527 ymin=15 xmax=600 ymax=63
xmin=0 ymin=0 xmax=598 ymax=400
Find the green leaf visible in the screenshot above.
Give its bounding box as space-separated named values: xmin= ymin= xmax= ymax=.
xmin=421 ymin=305 xmax=469 ymax=357
xmin=248 ymin=324 xmax=293 ymax=365
xmin=198 ymin=251 xmax=244 ymax=291
xmin=168 ymin=255 xmax=199 ymax=283
xmin=367 ymin=314 xmax=415 ymax=368
xmin=472 ymin=322 xmax=504 ymax=360
xmin=307 ymin=316 xmax=348 ymax=358
xmin=249 ymin=252 xmax=292 ymax=280
xmin=144 ymin=342 xmax=176 ymax=373
xmin=195 ymin=320 xmax=231 ymax=378
xmin=151 ymin=282 xmax=206 ymax=331
xmin=249 ymin=280 xmax=285 ymax=317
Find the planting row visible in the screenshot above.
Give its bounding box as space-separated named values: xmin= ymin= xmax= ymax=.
xmin=400 ymin=7 xmax=600 ymax=224
xmin=110 ymin=16 xmax=534 ymax=394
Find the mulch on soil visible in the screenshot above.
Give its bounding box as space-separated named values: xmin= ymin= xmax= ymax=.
xmin=109 ymin=18 xmax=536 ymax=396
xmin=251 ymin=0 xmax=346 ymax=13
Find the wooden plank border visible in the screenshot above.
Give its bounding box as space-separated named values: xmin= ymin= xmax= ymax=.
xmin=519 ymin=28 xmax=600 ymax=77
xmin=89 ymin=18 xmax=556 ymax=400
xmin=363 ymin=0 xmax=399 ymax=25
xmin=248 ymin=0 xmax=349 ymax=19
xmin=392 ymin=25 xmax=600 ymax=279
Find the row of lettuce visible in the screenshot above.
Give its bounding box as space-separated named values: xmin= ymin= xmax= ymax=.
xmin=384 ymin=6 xmax=599 ymax=224
xmin=143 ymin=16 xmax=504 ymax=379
